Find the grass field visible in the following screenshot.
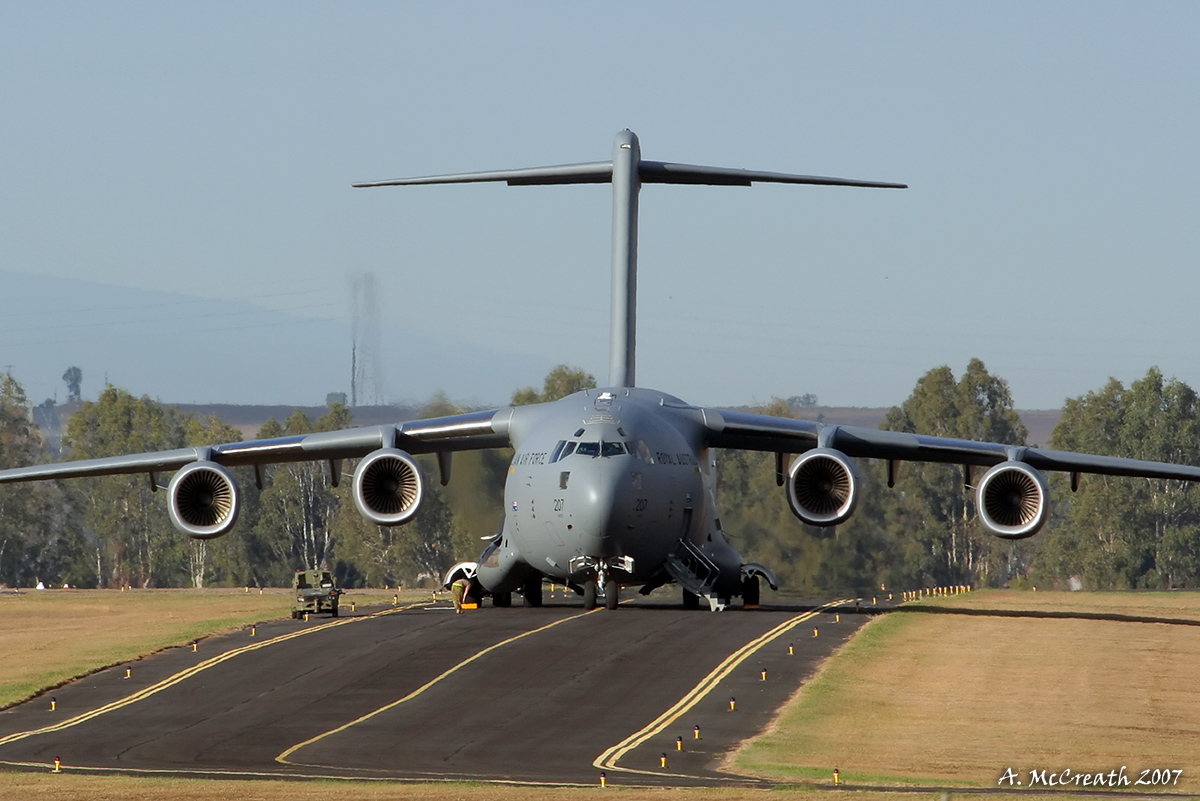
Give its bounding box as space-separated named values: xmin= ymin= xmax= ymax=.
xmin=1 ymin=772 xmax=1098 ymax=801
xmin=731 ymin=590 xmax=1200 ymax=791
xmin=0 ymin=586 xmax=411 ymax=709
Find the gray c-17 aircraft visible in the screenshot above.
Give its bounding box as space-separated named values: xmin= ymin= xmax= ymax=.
xmin=5 ymin=130 xmax=1200 ymax=611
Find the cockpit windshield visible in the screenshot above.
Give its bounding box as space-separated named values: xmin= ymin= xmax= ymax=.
xmin=602 ymin=441 xmax=626 ymax=457
xmin=571 ymin=441 xmax=627 ymax=458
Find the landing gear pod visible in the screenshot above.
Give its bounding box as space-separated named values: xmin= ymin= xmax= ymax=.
xmin=976 ymin=461 xmax=1049 ymax=539
xmin=168 ymin=461 xmax=241 ymax=539
xmin=443 ymin=561 xmax=478 ymax=589
xmin=786 ymin=448 xmax=860 ymax=527
xmin=353 ymin=448 xmax=424 ymax=526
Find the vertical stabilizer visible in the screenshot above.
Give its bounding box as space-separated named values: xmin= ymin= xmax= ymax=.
xmin=609 ymin=131 xmax=640 ymax=388
xmin=354 ymin=133 xmax=905 ymax=391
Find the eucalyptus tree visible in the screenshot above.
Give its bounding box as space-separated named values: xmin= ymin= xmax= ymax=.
xmin=878 ymin=359 xmax=1028 ymax=587
xmin=1038 ymin=368 xmax=1200 ymax=589
xmin=0 ymin=372 xmax=84 ymax=587
xmin=252 ymin=405 xmax=351 ymax=576
xmin=64 ymin=387 xmax=192 ymax=587
xmin=331 ymin=393 xmax=470 ymax=588
xmin=511 ymin=365 xmax=596 ymax=406
xmin=181 ymin=414 xmax=245 ymax=588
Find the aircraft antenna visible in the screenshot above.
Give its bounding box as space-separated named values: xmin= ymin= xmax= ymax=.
xmin=354 ymin=132 xmax=905 ymax=389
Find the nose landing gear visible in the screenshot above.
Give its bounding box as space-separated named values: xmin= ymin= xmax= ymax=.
xmin=604 ymin=575 xmax=620 ymax=610
xmin=571 ymin=555 xmax=632 ymax=610
xmin=580 ymin=574 xmax=620 ymax=610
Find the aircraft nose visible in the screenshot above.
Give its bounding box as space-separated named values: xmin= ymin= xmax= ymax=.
xmin=572 ymin=458 xmax=627 ymax=554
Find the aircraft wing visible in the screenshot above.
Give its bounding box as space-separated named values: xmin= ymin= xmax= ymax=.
xmin=701 ymin=408 xmax=1200 ymax=482
xmin=0 ymin=409 xmax=513 ymax=485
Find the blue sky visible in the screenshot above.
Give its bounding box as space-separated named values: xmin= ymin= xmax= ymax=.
xmin=2 ymin=2 xmax=1198 ymax=409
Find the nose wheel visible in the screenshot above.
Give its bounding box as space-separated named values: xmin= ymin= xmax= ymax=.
xmin=581 ymin=576 xmax=621 ymax=610
xmin=604 ymin=576 xmax=619 ymax=610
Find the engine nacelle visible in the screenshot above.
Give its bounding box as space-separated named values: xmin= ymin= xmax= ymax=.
xmin=976 ymin=461 xmax=1049 ymax=539
xmin=168 ymin=461 xmax=241 ymax=540
xmin=353 ymin=448 xmax=424 ymax=526
xmin=786 ymin=448 xmax=860 ymax=527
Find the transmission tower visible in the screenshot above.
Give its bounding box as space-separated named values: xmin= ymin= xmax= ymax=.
xmin=350 ymin=273 xmax=386 ymax=406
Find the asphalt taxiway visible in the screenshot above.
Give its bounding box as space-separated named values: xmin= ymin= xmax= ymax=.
xmin=0 ymin=594 xmax=882 ymax=787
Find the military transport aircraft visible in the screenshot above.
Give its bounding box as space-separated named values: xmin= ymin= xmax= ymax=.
xmin=5 ymin=130 xmax=1200 ymax=612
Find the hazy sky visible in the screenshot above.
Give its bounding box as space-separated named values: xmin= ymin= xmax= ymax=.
xmin=3 ymin=2 xmax=1198 ymax=409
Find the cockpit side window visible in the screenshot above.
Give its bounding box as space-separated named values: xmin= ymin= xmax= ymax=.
xmin=630 ymin=440 xmax=655 ymax=464
xmin=561 ymin=442 xmax=577 ymax=459
xmin=549 ymin=440 xmax=567 ymax=463
xmin=576 ymin=441 xmax=600 ymax=457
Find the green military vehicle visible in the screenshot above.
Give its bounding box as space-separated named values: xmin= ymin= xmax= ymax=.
xmin=291 ymin=568 xmax=341 ymax=618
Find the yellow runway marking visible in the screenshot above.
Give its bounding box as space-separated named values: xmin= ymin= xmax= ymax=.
xmin=593 ymin=599 xmax=851 ymax=778
xmin=278 ymin=608 xmax=600 ymax=765
xmin=0 ymin=602 xmax=430 ymax=749
xmin=0 ymin=757 xmax=601 ymax=787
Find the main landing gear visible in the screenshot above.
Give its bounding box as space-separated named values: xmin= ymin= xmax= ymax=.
xmin=522 ymin=575 xmax=543 ymax=607
xmin=742 ymin=575 xmax=760 ymax=607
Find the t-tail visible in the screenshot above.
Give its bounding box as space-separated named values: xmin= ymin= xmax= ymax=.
xmin=354 ymin=131 xmax=906 ymax=388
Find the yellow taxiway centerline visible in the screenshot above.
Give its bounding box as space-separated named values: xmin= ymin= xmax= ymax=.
xmin=0 ymin=602 xmax=431 ymax=749
xmin=593 ymin=599 xmax=851 ymax=777
xmin=277 ymin=608 xmax=600 ymax=765
xmin=0 ymin=756 xmax=603 ymax=787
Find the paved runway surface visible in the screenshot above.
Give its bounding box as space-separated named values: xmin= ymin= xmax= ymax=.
xmin=0 ymin=594 xmax=885 ymax=786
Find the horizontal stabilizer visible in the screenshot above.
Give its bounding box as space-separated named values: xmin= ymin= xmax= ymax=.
xmin=639 ymin=161 xmax=906 ymax=189
xmin=354 ymin=160 xmax=905 ymax=191
xmin=354 ymin=161 xmax=614 ymax=188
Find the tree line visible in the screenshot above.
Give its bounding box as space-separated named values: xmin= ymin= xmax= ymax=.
xmin=2 ymin=362 xmax=1200 ymax=593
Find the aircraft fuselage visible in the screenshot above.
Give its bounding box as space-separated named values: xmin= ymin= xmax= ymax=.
xmin=476 ymin=387 xmax=744 ymax=601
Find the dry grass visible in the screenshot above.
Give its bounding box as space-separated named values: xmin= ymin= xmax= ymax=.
xmin=2 ymin=771 xmax=1083 ymax=801
xmin=731 ymin=590 xmax=1200 ymax=790
xmin=0 ymin=587 xmax=412 ymax=708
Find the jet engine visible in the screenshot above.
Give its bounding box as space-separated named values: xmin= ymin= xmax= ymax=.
xmin=352 ymin=448 xmax=424 ymax=526
xmin=168 ymin=461 xmax=241 ymax=540
xmin=786 ymin=448 xmax=860 ymax=527
xmin=975 ymin=461 xmax=1049 ymax=539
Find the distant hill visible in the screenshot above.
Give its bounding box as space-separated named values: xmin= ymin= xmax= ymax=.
xmin=1 ymin=270 xmax=554 ymax=409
